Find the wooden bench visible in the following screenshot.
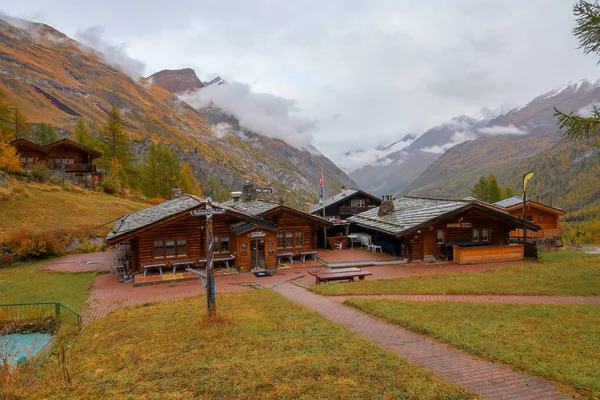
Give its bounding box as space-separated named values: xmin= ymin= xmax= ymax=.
xmin=171 ymin=260 xmax=196 ymax=274
xmin=299 ymin=251 xmax=318 ymax=263
xmin=313 ymin=270 xmax=372 ymax=284
xmin=195 ymin=254 xmax=236 ymax=269
xmin=277 ymin=252 xmax=294 ymax=266
xmin=142 ymin=262 xmax=166 ymax=278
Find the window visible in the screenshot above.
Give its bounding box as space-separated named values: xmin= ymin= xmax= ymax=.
xmin=295 ymin=231 xmax=303 ymax=247
xmin=165 ymin=240 xmax=176 ymax=257
xmin=277 ymin=233 xmax=284 ymax=249
xmin=62 ymin=157 xmax=67 ymax=164
xmin=285 ymin=232 xmax=293 ymax=248
xmin=472 ymin=228 xmax=480 ymax=242
xmin=27 ymin=157 xmax=33 ymax=163
xmin=47 ymin=157 xmax=53 ymax=164
xmin=221 ymin=236 xmax=229 ymax=253
xmin=55 ymin=157 xmax=61 ymax=164
xmin=481 ymin=228 xmax=489 ymax=241
xmin=177 ymin=239 xmax=187 ymax=256
xmin=68 ymin=157 xmax=74 ymax=164
xmin=153 ymin=240 xmax=164 ymax=258
xmin=20 ymin=157 xmax=26 ymax=163
xmin=351 ymin=198 xmax=365 ymax=207
xmin=437 ymin=229 xmax=445 ymax=244
xmin=526 ymin=216 xmax=533 ymax=222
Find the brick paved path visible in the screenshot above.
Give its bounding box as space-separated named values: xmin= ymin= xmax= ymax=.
xmin=274 ymin=283 xmax=571 ymax=400
xmin=329 ymin=294 xmax=600 ymax=305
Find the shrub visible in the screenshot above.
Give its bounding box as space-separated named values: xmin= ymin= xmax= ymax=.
xmin=27 ymin=164 xmax=53 ymax=183
xmin=150 ymin=197 xmax=166 ymax=205
xmin=98 ymin=172 xmax=121 ymax=195
xmin=4 ymin=229 xmax=65 ymax=259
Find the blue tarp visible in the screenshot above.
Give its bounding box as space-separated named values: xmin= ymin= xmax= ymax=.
xmin=1 ymin=333 xmax=53 ymax=364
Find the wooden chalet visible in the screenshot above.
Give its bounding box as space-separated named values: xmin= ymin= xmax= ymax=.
xmin=10 ymin=138 xmax=102 ymax=184
xmin=348 ymin=196 xmax=540 ymax=264
xmin=492 ymin=196 xmax=565 ymax=239
xmin=105 ymin=185 xmax=332 ymax=275
xmin=308 ymin=187 xmax=381 ymax=219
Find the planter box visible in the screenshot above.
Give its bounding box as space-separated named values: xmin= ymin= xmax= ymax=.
xmin=453 ymin=244 xmax=523 ymax=265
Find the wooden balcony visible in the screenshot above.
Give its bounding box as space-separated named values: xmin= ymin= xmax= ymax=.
xmin=511 ymin=228 xmax=562 ymax=238
xmin=46 ymin=163 xmax=96 ymax=173
xmin=339 ymin=206 xmax=375 ymax=215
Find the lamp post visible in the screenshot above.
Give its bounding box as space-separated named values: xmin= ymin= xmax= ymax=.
xmin=522 ymin=171 xmax=534 ymax=247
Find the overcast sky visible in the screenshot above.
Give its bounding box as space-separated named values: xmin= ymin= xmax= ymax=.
xmin=1 ymin=0 xmax=599 ymax=169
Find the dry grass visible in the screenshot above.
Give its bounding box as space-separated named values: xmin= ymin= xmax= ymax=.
xmin=0 ymin=182 xmax=149 ymax=241
xmin=6 ymin=291 xmax=471 ymax=400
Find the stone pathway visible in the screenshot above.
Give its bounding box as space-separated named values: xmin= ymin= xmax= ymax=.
xmin=328 ymin=293 xmax=600 ymax=305
xmin=274 ymin=283 xmax=572 ymax=400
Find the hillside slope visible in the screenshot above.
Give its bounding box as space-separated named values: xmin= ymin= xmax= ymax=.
xmin=0 ymin=19 xmax=354 ymax=208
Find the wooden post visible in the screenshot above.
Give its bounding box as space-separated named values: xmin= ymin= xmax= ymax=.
xmin=205 ymin=199 xmax=216 ymax=317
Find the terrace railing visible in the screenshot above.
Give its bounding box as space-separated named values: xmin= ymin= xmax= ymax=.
xmin=0 ymin=302 xmax=82 ymax=325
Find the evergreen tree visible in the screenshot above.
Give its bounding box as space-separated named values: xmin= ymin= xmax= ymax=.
xmin=73 ymin=119 xmax=97 ymax=148
xmin=32 ymin=123 xmax=58 ymax=145
xmin=470 ymin=173 xmax=511 ymax=202
xmin=503 ymin=185 xmax=515 ymax=199
xmin=140 ymin=143 xmax=182 ymax=199
xmin=485 ymin=173 xmax=502 ymax=203
xmin=98 ymin=105 xmax=133 ymax=171
xmin=13 ymin=105 xmax=30 ymax=139
xmin=0 ymin=86 xmax=14 ymax=142
xmin=470 ymin=175 xmax=489 ymax=201
xmin=554 ymin=1 xmax=600 ymax=148
xmin=179 ymin=162 xmax=203 ymax=196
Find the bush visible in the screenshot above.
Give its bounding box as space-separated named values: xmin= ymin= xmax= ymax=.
xmin=5 ymin=230 xmax=61 ymax=259
xmin=150 ymin=197 xmax=166 ymax=205
xmin=98 ymin=172 xmax=121 ymax=195
xmin=27 ymin=164 xmax=53 ymax=183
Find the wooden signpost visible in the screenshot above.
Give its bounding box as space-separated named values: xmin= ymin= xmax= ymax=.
xmin=189 ymin=198 xmax=226 ymax=318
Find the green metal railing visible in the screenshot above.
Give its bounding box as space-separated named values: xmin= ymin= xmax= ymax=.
xmin=0 ymin=302 xmax=82 ymax=325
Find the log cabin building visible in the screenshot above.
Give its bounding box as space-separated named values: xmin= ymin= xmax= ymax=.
xmin=348 ymin=196 xmax=540 ymax=264
xmin=105 ymin=186 xmax=332 ymax=275
xmin=10 ymin=138 xmax=102 ymax=184
xmin=308 ymin=187 xmax=381 ymax=219
xmin=492 ymin=196 xmax=565 ymax=239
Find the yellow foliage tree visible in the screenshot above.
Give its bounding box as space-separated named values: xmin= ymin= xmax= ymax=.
xmin=0 ymin=141 xmax=21 ymax=173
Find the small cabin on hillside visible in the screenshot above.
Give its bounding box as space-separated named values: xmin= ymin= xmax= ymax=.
xmin=493 ymin=196 xmax=565 ymax=239
xmin=348 ymin=196 xmax=539 ymax=264
xmin=10 ymin=138 xmax=102 ymax=184
xmin=308 ymin=187 xmax=381 ymax=219
xmin=105 ymin=184 xmax=332 ymax=274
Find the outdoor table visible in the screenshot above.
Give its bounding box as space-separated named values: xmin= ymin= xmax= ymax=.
xmin=347 ymin=234 xmax=359 ymax=249
xmin=299 ymin=251 xmax=318 ymax=263
xmin=277 ymin=252 xmax=294 ymax=266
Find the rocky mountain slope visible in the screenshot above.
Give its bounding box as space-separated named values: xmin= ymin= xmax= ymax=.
xmin=349 ymin=111 xmax=501 ymax=196
xmin=0 ymin=18 xmax=354 ymax=208
xmin=405 ymin=79 xmax=600 ymax=212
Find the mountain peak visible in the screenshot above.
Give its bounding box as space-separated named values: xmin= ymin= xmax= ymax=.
xmin=148 ymin=68 xmax=204 ymax=94
xmin=205 ymin=76 xmax=227 ymax=86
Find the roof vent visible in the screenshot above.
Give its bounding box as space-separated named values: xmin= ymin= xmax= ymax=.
xmin=231 ymin=191 xmax=242 ymax=202
xmin=172 ymin=187 xmax=182 ymax=198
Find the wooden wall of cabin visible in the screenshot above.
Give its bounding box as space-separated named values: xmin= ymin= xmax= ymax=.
xmin=16 ymin=149 xmax=46 ymax=163
xmin=46 ymin=148 xmax=92 ymax=164
xmin=507 ymin=208 xmax=559 ymax=230
xmin=265 ymin=211 xmax=318 ymax=250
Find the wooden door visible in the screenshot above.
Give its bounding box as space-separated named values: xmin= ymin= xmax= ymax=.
xmin=250 ymin=239 xmax=265 ymax=269
xmin=423 ymin=231 xmax=437 ymax=257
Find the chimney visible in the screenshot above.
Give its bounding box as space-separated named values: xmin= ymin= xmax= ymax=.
xmin=536 ymin=193 xmax=540 ymax=203
xmin=378 ymin=194 xmax=395 ymax=217
xmin=341 ymin=185 xmax=346 ymax=193
xmin=231 ymin=191 xmax=242 ymax=202
xmin=242 ymin=180 xmax=256 ymax=202
xmin=172 ymin=187 xmax=182 ymax=198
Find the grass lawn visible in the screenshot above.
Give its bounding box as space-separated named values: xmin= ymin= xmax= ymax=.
xmin=9 ymin=290 xmax=471 ymax=400
xmin=313 ymin=251 xmax=600 ymax=296
xmin=346 ymin=299 xmax=600 ymax=399
xmin=0 ymin=259 xmax=96 ymax=311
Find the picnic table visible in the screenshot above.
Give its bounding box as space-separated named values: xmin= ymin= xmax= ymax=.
xmin=309 ymin=268 xmax=372 ymax=284
xmin=299 ymin=250 xmax=318 ymax=263
xmin=277 ymin=252 xmax=294 ymax=266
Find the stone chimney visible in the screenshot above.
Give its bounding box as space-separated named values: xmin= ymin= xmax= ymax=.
xmin=536 ymin=193 xmax=540 ymax=203
xmin=242 ymin=180 xmax=256 ymax=202
xmin=172 ymin=187 xmax=182 ymax=198
xmin=341 ymin=185 xmax=346 ymax=193
xmin=231 ymin=191 xmax=242 ymax=202
xmin=378 ymin=194 xmax=395 ymax=217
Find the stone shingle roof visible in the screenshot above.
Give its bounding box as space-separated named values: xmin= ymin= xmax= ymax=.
xmin=348 ymin=197 xmax=471 ymax=236
xmin=493 ymin=196 xmax=525 ymax=209
xmin=222 ymin=199 xmax=280 ymax=216
xmin=106 ymin=195 xmax=205 ymax=242
xmin=308 ymin=188 xmax=380 ymax=214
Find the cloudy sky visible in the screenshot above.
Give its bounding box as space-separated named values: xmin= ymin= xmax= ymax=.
xmin=1 ymin=0 xmax=599 ymax=169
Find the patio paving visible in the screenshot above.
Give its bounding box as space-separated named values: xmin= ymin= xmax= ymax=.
xmin=317 ymin=248 xmax=399 ymax=264
xmin=41 ymin=249 xmax=115 ymax=273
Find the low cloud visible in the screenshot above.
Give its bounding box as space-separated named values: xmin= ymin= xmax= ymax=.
xmin=478 ymin=124 xmax=526 ymax=135
xmin=339 ymin=136 xmax=415 ymax=172
xmin=1 ymin=15 xmax=66 ymax=45
xmin=421 ymin=130 xmax=477 ymax=154
xmin=180 ymin=82 xmax=316 ymax=149
xmin=576 ymin=102 xmax=600 ymax=117
xmin=75 ymin=26 xmax=146 ymax=82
